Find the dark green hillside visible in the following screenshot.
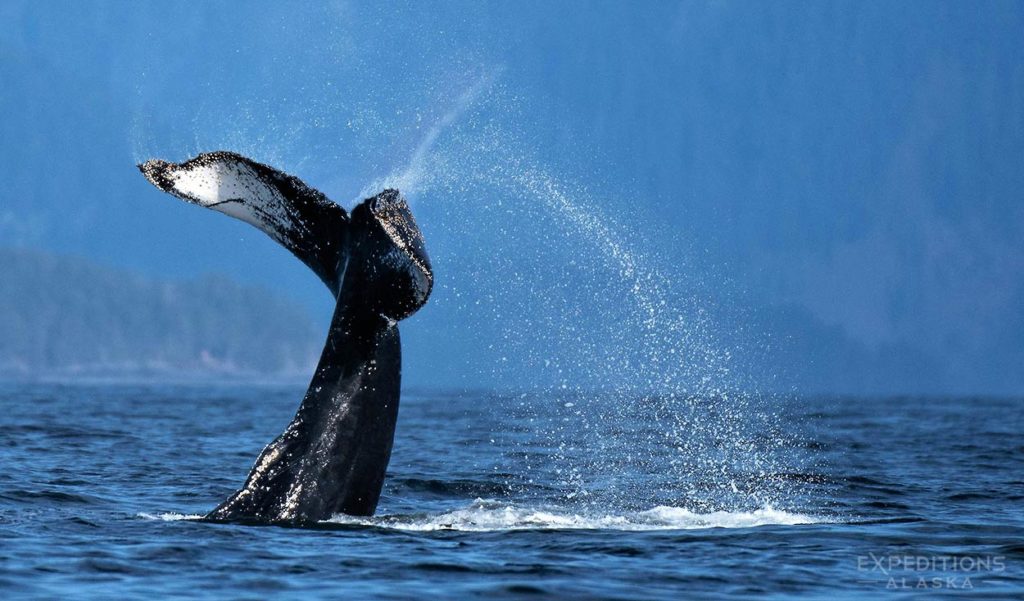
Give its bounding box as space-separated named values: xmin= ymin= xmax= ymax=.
xmin=0 ymin=249 xmax=320 ymax=376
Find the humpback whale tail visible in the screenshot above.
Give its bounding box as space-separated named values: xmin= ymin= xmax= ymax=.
xmin=138 ymin=152 xmax=432 ymax=523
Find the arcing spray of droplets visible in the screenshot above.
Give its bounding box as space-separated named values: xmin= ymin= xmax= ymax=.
xmin=366 ymin=73 xmax=809 ymax=514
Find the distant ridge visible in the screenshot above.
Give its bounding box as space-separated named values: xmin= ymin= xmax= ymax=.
xmin=0 ymin=248 xmax=320 ymax=378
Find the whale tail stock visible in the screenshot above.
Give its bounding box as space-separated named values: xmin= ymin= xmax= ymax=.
xmin=138 ymin=151 xmax=432 ymax=522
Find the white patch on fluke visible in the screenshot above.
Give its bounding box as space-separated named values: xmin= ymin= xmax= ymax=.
xmin=165 ymin=158 xmax=300 ymax=245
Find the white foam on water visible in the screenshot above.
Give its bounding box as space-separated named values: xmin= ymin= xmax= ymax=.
xmin=137 ymin=512 xmax=204 ymax=522
xmin=138 ymin=503 xmax=819 ymax=531
xmin=324 ymin=499 xmax=820 ymax=532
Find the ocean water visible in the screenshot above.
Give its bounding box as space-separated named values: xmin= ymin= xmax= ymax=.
xmin=0 ymin=382 xmax=1021 ymax=599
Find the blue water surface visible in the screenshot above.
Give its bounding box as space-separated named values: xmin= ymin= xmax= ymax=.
xmin=0 ymin=383 xmax=1021 ymax=599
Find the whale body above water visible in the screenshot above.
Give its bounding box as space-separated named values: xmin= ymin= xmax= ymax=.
xmin=139 ymin=151 xmax=433 ymax=524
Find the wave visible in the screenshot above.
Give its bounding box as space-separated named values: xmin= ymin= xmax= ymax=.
xmin=2 ymin=489 xmax=105 ymax=505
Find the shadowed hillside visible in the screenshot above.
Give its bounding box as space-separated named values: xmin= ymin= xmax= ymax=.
xmin=0 ymin=248 xmax=320 ymax=377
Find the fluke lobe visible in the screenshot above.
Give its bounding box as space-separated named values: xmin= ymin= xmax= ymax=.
xmin=138 ymin=151 xmax=432 ymax=524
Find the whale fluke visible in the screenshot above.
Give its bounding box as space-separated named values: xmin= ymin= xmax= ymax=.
xmin=138 ymin=151 xmax=432 ymax=523
xmin=138 ymin=151 xmax=350 ymax=295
